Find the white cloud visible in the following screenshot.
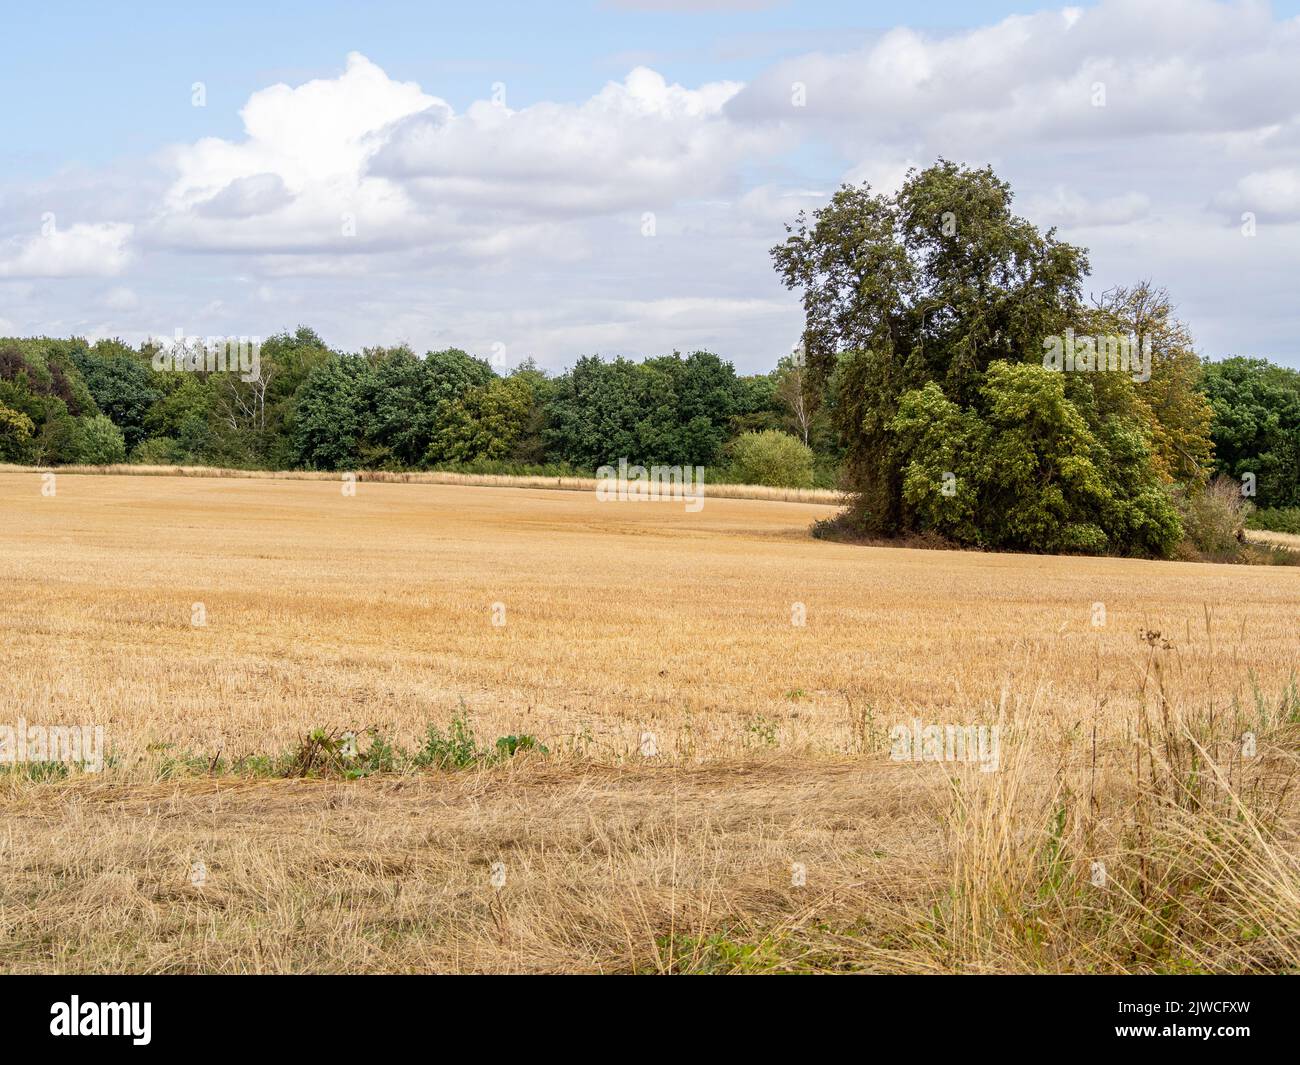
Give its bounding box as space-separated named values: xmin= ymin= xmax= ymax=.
xmin=372 ymin=67 xmax=774 ymax=215
xmin=152 ymin=52 xmax=440 ymax=253
xmin=151 ymin=55 xmax=783 ymax=262
xmin=193 ymin=173 xmax=295 ymax=219
xmin=726 ymin=0 xmax=1300 ymax=148
xmin=1214 ymin=167 xmax=1300 ymax=221
xmin=0 ymin=223 xmax=134 ymax=278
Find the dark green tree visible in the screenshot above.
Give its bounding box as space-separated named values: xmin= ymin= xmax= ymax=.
xmin=72 ymin=340 xmax=160 ymax=451
xmin=291 ymin=356 xmax=377 ymax=470
xmin=772 ymin=161 xmax=1089 ymax=534
xmin=1200 ymin=357 xmax=1300 ymax=508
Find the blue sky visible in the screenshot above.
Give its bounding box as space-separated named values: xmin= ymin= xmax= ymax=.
xmin=3 ymin=0 xmax=1300 ymax=370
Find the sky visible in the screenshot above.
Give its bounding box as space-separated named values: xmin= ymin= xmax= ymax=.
xmin=2 ymin=0 xmax=1300 ymax=373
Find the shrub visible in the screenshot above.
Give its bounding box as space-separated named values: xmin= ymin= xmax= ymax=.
xmin=72 ymin=414 xmax=127 ymax=465
xmin=726 ymin=430 xmax=815 ymax=488
xmin=130 ymin=436 xmax=184 ymax=465
xmin=1177 ymin=475 xmax=1246 ymax=555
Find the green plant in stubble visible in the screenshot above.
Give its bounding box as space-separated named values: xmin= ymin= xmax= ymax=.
xmin=745 ymin=715 xmax=779 ymax=748
xmin=412 ymin=716 xmax=482 ymax=769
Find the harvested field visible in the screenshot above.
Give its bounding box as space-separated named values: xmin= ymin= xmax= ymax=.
xmin=2 ymin=469 xmax=1298 ymax=973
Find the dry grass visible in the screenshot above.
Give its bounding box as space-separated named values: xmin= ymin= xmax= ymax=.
xmin=1 ymin=462 xmax=842 ymax=505
xmin=1 ymin=468 xmax=1298 ymax=973
xmin=1248 ymin=528 xmax=1300 ymax=552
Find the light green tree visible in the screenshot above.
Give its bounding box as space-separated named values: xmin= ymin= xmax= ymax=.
xmin=727 ymin=429 xmax=815 ymax=488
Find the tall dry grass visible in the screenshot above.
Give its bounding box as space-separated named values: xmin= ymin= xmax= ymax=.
xmin=0 ymin=462 xmax=843 ymax=505
xmin=1248 ymin=528 xmax=1300 ymax=552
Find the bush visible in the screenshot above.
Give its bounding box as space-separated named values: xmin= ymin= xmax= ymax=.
xmin=1177 ymin=475 xmax=1246 ymax=555
xmin=726 ymin=430 xmax=815 ymax=488
xmin=130 ymin=436 xmax=184 ymax=465
xmin=72 ymin=414 xmax=126 ymax=465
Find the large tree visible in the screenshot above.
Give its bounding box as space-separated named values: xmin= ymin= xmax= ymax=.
xmin=290 ymin=356 xmax=377 ymax=470
xmin=772 ymin=161 xmax=1089 ymax=534
xmin=71 ymin=340 xmax=159 ymax=452
xmin=892 ymin=362 xmax=1181 ymax=556
xmin=772 ymin=161 xmax=1222 ymax=556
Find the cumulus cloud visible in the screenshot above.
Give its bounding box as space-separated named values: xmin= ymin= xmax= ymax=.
xmin=371 ymin=67 xmax=777 ymax=215
xmin=151 ymin=55 xmax=784 ymax=261
xmin=152 ymin=52 xmax=441 ymax=252
xmin=1214 ymin=167 xmax=1300 ymax=221
xmin=726 ymin=0 xmax=1300 ymax=148
xmin=0 ymin=223 xmax=134 ymax=278
xmin=192 ymin=173 xmax=295 ymax=219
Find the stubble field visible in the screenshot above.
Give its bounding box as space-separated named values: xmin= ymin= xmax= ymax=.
xmin=1 ymin=468 xmax=1298 ymax=973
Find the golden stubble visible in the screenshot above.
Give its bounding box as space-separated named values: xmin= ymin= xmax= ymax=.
xmin=1 ymin=469 xmax=1297 ymax=973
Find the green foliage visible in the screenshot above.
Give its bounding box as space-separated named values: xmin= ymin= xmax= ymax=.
xmin=428 ymin=458 xmax=582 ymax=477
xmin=655 ymin=931 xmax=790 ymax=974
xmin=278 ymin=728 xmax=398 ymax=779
xmin=150 ymin=714 xmax=551 ymax=781
xmin=744 ymin=715 xmax=779 ymax=748
xmin=0 ymin=402 xmax=36 ymax=461
xmin=546 ymin=350 xmax=740 ymax=468
xmin=727 ymin=429 xmax=815 ymax=488
xmin=771 ymin=160 xmax=1218 ymax=557
xmin=426 ymin=374 xmax=539 ymax=465
xmin=1 ymin=339 xmax=94 ymax=416
xmin=494 ymin=734 xmax=549 ymax=758
xmin=1247 ymin=506 xmax=1300 ymax=534
xmin=129 ymin=436 xmax=185 ymax=465
xmin=0 ymin=760 xmax=71 ymax=782
xmin=1200 ymin=356 xmax=1300 ymax=508
xmin=891 ymin=362 xmax=1182 ymax=556
xmin=0 ymin=340 xmax=95 ymax=463
xmin=145 ymin=374 xmax=214 ymax=451
xmin=412 ymin=716 xmax=483 ymax=769
xmin=72 ymin=341 xmax=160 ymax=451
xmin=1087 ymin=284 xmax=1213 ymax=485
xmin=72 ymin=414 xmax=127 ymax=465
xmin=291 ymin=356 xmax=376 ymax=469
xmin=152 ymin=717 xmax=553 ymax=780
xmin=773 ymin=162 xmax=1089 ymax=536
xmin=731 ymin=372 xmax=784 ymax=435
xmin=368 ymin=346 xmax=495 ymax=467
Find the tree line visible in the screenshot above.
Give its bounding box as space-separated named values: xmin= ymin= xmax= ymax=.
xmin=0 ymin=331 xmax=836 ymax=488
